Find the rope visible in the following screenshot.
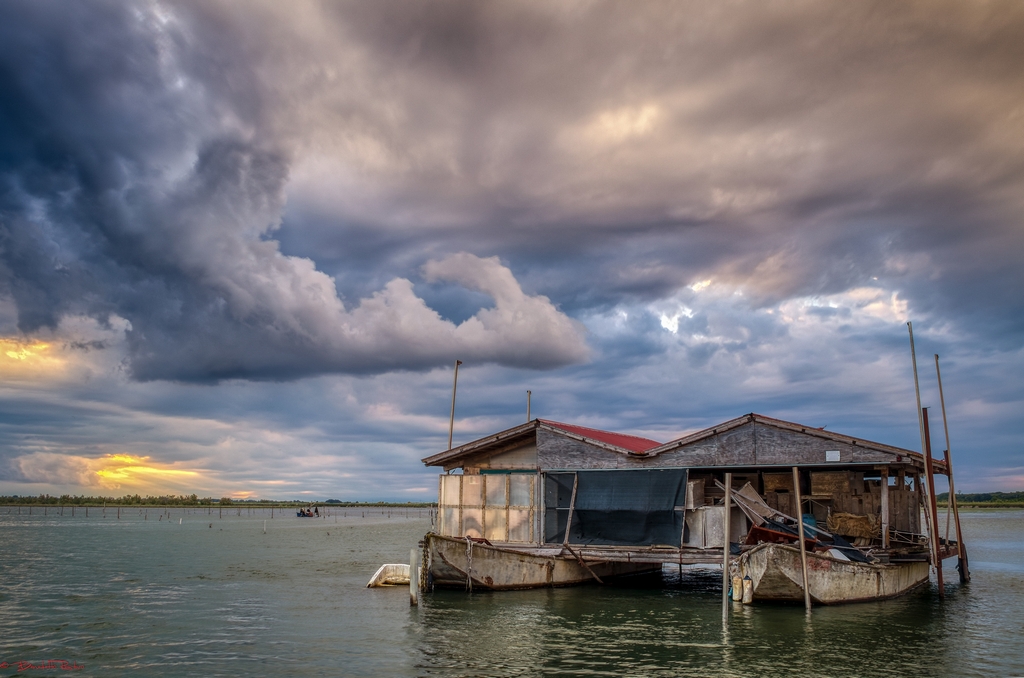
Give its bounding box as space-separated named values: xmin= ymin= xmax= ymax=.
xmin=465 ymin=537 xmax=473 ymax=592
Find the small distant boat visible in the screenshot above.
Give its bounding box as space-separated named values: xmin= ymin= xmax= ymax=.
xmin=296 ymin=509 xmax=316 ymax=517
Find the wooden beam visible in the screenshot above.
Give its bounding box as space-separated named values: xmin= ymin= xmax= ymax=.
xmin=722 ymin=472 xmax=732 ymax=621
xmin=922 ymin=409 xmax=944 ymax=599
xmin=793 ymin=466 xmax=811 ymax=613
xmin=880 ymin=467 xmax=890 ymax=549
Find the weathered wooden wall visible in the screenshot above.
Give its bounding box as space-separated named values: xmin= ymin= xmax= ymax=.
xmin=536 ymin=429 xmax=645 ymax=469
xmin=465 ymin=443 xmax=538 ymax=473
xmin=653 ymin=422 xmax=900 ymax=467
xmin=536 ymin=422 xmax=903 ymax=471
xmin=764 ymin=470 xmax=921 ymax=533
xmin=653 ymin=425 xmax=756 ymax=466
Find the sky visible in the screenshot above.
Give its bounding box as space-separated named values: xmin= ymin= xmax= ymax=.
xmin=1 ymin=0 xmax=1022 ymax=501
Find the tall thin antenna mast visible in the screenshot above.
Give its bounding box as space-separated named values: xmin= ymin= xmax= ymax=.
xmin=526 ymin=390 xmax=531 ymax=422
xmin=448 ymin=360 xmax=462 ymax=450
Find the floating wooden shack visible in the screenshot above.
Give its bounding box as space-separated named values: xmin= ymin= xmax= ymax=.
xmin=419 ymin=413 xmax=968 ymax=604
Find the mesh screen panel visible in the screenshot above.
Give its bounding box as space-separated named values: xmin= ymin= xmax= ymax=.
xmin=544 ymin=469 xmax=688 ymax=546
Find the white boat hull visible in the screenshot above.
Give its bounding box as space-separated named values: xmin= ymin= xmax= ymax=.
xmin=737 ymin=542 xmax=930 ymax=604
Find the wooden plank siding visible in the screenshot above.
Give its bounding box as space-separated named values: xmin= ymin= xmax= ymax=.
xmin=651 ymin=421 xmax=904 ymax=468
xmin=536 ymin=428 xmax=644 ymax=470
xmin=533 ymin=421 xmax=908 ymax=471
xmin=464 ymin=442 xmax=538 ymax=473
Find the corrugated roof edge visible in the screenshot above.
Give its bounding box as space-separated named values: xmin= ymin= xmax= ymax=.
xmin=421 ymin=420 xmax=538 ymax=467
xmin=421 ymin=419 xmax=662 ymax=467
xmin=539 ymin=419 xmax=662 ymax=454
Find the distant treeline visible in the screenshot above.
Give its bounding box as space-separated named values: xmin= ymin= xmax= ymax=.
xmin=937 ymin=491 xmax=1024 ymax=505
xmin=0 ymin=494 xmax=436 ymax=507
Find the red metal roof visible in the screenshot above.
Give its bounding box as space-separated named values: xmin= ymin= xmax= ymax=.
xmin=539 ymin=420 xmax=662 ymax=454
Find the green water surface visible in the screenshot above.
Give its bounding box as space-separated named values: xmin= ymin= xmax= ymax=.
xmin=1 ymin=507 xmax=1021 ymax=677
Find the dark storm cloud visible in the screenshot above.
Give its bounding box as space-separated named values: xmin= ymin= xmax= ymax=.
xmin=282 ymin=0 xmax=1024 ymax=330
xmin=0 ymin=0 xmax=588 ymax=381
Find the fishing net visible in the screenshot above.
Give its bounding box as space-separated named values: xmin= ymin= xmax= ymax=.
xmin=827 ymin=511 xmax=881 ymax=539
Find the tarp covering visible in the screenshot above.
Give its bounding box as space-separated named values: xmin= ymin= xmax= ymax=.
xmin=544 ymin=469 xmax=688 ymax=546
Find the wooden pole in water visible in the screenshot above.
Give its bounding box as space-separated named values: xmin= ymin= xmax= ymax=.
xmin=922 ymin=409 xmax=945 ymax=599
xmin=880 ymin=467 xmax=890 ymax=549
xmin=410 ymin=548 xmax=420 ymax=606
xmin=448 ymin=359 xmax=462 ymax=450
xmin=907 ymin=322 xmax=938 ymax=582
xmin=935 ymin=354 xmax=969 ymax=583
xmin=722 ymin=471 xmax=732 ymax=620
xmin=793 ymin=466 xmax=811 ymax=613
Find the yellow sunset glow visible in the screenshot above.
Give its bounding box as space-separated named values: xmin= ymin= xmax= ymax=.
xmin=92 ymin=454 xmax=200 ymax=489
xmin=4 ymin=340 xmax=50 ymax=360
xmin=0 ymin=338 xmax=66 ymax=379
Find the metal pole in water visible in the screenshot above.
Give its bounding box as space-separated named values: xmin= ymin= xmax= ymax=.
xmin=793 ymin=466 xmax=811 ymax=613
xmin=722 ymin=472 xmax=732 ymax=621
xmin=264 ymin=520 xmax=267 ymax=534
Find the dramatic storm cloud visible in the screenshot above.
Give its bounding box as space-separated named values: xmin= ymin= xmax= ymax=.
xmin=1 ymin=0 xmax=1022 ymax=498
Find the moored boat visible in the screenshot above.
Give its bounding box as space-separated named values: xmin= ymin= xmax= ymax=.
xmin=737 ymin=542 xmax=930 ymax=604
xmin=425 ymin=533 xmax=660 ymax=590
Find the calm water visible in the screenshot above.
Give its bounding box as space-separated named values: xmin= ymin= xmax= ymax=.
xmin=1 ymin=506 xmax=1022 ymax=677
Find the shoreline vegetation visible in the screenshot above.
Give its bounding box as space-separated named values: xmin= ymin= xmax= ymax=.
xmin=935 ymin=491 xmax=1024 ymax=508
xmin=0 ymin=494 xmax=436 ymax=508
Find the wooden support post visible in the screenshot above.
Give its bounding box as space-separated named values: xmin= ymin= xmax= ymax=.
xmin=908 ymin=323 xmax=940 ymax=591
xmin=944 ymin=447 xmax=969 ymax=583
xmin=923 ymin=408 xmax=944 ymax=599
xmin=880 ymin=467 xmax=890 ymax=549
xmin=792 ymin=467 xmax=811 ymax=612
xmin=563 ymin=473 xmax=578 ymax=546
xmin=722 ymin=472 xmax=732 ymax=620
xmin=410 ymin=547 xmax=420 ymax=606
xmin=935 ymin=354 xmax=969 ymax=584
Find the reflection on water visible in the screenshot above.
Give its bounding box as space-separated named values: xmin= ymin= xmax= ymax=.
xmin=1 ymin=508 xmax=1021 ymax=677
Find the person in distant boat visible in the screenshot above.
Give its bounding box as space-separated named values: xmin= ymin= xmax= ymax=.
xmin=314 ymin=506 xmax=319 ymax=517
